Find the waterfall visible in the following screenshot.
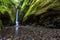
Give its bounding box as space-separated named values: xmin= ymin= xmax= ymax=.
xmin=15 ymin=0 xmax=19 ymax=2
xmin=15 ymin=7 xmax=19 ymax=35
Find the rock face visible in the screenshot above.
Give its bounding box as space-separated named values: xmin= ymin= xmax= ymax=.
xmin=23 ymin=11 xmax=60 ymax=28
xmin=0 ymin=26 xmax=60 ymax=40
xmin=39 ymin=13 xmax=60 ymax=28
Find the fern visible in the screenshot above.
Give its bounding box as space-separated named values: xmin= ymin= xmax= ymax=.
xmin=22 ymin=0 xmax=60 ymax=22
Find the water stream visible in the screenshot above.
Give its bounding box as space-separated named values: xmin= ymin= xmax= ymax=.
xmin=15 ymin=7 xmax=19 ymax=35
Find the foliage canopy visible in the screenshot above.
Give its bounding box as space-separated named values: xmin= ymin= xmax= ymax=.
xmin=0 ymin=0 xmax=60 ymax=27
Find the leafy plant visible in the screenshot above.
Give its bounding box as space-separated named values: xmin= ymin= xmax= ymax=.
xmin=0 ymin=0 xmax=17 ymax=27
xmin=0 ymin=0 xmax=60 ymax=27
xmin=20 ymin=0 xmax=60 ymax=22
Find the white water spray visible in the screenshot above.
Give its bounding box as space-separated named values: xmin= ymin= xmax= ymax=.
xmin=15 ymin=7 xmax=19 ymax=35
xmin=15 ymin=0 xmax=19 ymax=2
xmin=15 ymin=0 xmax=19 ymax=35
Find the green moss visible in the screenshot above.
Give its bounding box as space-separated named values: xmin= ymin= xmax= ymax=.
xmin=0 ymin=20 xmax=3 ymax=29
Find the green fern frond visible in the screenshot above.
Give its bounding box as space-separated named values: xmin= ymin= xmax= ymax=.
xmin=23 ymin=0 xmax=60 ymax=22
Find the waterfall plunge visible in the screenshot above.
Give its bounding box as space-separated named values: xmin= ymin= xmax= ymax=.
xmin=15 ymin=0 xmax=19 ymax=35
xmin=15 ymin=7 xmax=19 ymax=35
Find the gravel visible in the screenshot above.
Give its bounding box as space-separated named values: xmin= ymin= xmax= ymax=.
xmin=0 ymin=25 xmax=60 ymax=40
